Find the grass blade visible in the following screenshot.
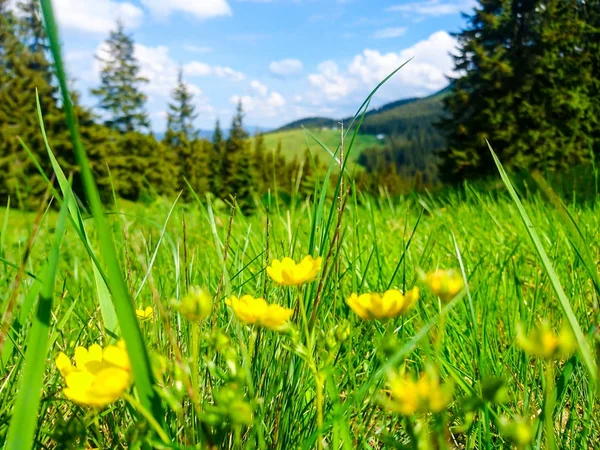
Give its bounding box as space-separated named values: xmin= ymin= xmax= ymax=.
xmin=39 ymin=0 xmax=166 ymax=430
xmin=4 ymin=187 xmax=69 ymax=450
xmin=35 ymin=91 xmax=119 ymax=338
xmin=488 ymin=142 xmax=597 ymax=383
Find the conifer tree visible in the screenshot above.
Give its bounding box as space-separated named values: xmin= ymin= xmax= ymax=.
xmin=164 ymin=67 xmax=201 ymax=198
xmin=165 ymin=67 xmax=198 ymax=146
xmin=0 ymin=0 xmax=75 ymax=207
xmin=209 ymin=119 xmax=225 ymax=194
xmin=92 ymin=21 xmax=149 ymax=133
xmin=439 ymin=0 xmax=598 ymax=180
xmin=223 ymin=101 xmax=256 ymax=209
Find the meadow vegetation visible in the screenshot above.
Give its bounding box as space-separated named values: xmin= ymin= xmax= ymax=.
xmin=2 ymin=0 xmax=600 ymax=448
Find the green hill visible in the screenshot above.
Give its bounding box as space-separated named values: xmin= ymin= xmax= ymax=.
xmin=253 ymin=128 xmax=385 ymax=166
xmin=264 ymin=86 xmax=450 ymax=169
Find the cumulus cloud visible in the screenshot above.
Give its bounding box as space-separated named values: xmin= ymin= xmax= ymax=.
xmin=308 ymin=61 xmax=355 ymax=101
xmin=184 ymin=62 xmax=246 ymax=82
xmin=141 ymin=0 xmax=231 ymax=20
xmin=230 ymin=81 xmax=286 ymax=119
xmin=308 ymin=31 xmax=457 ymax=102
xmin=386 ymin=0 xmax=476 ymax=17
xmin=269 ymin=58 xmax=304 ymax=77
xmin=52 ymin=0 xmax=143 ymax=33
xmin=371 ymin=27 xmax=407 ymax=39
xmin=250 ymin=80 xmax=268 ymax=96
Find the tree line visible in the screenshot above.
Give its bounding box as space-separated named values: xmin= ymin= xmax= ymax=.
xmin=0 ymin=1 xmax=326 ymax=211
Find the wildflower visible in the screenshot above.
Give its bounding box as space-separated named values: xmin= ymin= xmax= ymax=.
xmin=424 ymin=269 xmax=464 ymax=302
xmin=499 ymin=416 xmax=534 ymax=448
xmin=386 ymin=368 xmax=453 ymax=415
xmin=266 ymin=255 xmax=322 ymax=286
xmin=516 ymin=322 xmax=576 ymax=359
xmin=136 ymin=306 xmax=154 ymax=321
xmin=55 ymin=341 xmax=131 ymax=408
xmin=173 ymin=287 xmax=212 ymax=321
xmin=226 ymin=295 xmax=293 ymax=331
xmin=346 ymin=287 xmax=419 ymax=320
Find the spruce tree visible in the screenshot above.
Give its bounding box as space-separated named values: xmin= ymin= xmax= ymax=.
xmin=164 ymin=67 xmax=201 ymax=198
xmin=92 ymin=21 xmax=149 ymax=133
xmin=223 ymin=101 xmax=256 ymax=209
xmin=439 ymin=0 xmax=598 ymax=180
xmin=0 ymin=0 xmax=76 ymax=207
xmin=209 ymin=119 xmax=225 ymax=194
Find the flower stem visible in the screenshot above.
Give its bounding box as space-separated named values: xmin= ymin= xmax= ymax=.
xmin=544 ymin=363 xmax=556 ymax=450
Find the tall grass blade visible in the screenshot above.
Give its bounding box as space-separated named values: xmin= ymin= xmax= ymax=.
xmin=35 ymin=91 xmax=119 ymax=338
xmin=39 ymin=0 xmax=166 ymax=429
xmin=488 ymin=142 xmax=597 ymax=382
xmin=5 ymin=189 xmax=69 ymax=450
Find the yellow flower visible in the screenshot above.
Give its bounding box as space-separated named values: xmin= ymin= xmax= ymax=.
xmin=226 ymin=295 xmax=293 ymax=331
xmin=386 ymin=368 xmax=453 ymax=415
xmin=346 ymin=287 xmax=419 ymax=320
xmin=174 ymin=287 xmax=212 ymax=321
xmin=135 ymin=306 xmax=154 ymax=321
xmin=424 ymin=269 xmax=464 ymax=302
xmin=516 ymin=322 xmax=576 ymax=359
xmin=55 ymin=341 xmax=131 ymax=408
xmin=266 ymin=255 xmax=322 ymax=286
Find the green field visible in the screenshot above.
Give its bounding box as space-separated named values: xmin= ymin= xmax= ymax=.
xmin=2 ymin=169 xmax=600 ymax=448
xmin=255 ymin=128 xmax=385 ymax=165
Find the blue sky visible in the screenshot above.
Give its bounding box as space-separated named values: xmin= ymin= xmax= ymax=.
xmin=49 ymin=0 xmax=476 ymax=131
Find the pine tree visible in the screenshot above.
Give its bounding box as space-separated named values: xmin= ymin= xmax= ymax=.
xmin=223 ymin=101 xmax=256 ymax=209
xmin=439 ymin=0 xmax=598 ymax=180
xmin=165 ymin=67 xmax=198 ymax=146
xmin=0 ymin=0 xmax=76 ymax=207
xmin=253 ymin=131 xmax=269 ymax=192
xmin=91 ymin=21 xmax=149 ymax=133
xmin=209 ymin=119 xmax=225 ymax=194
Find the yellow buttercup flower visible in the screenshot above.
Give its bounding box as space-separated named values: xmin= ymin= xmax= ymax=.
xmin=55 ymin=341 xmax=131 ymax=408
xmin=516 ymin=322 xmax=576 ymax=359
xmin=266 ymin=256 xmax=322 ymax=286
xmin=173 ymin=286 xmax=212 ymax=321
xmin=424 ymin=269 xmax=464 ymax=302
xmin=136 ymin=306 xmax=154 ymax=321
xmin=346 ymin=287 xmax=419 ymax=320
xmin=226 ymin=295 xmax=293 ymax=331
xmin=386 ymin=368 xmax=453 ymax=415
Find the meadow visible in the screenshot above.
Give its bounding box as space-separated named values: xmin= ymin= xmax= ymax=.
xmin=1 ymin=2 xmax=600 ymax=449
xmin=1 ymin=160 xmax=600 ymax=449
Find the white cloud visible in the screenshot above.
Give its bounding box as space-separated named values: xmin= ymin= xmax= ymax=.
xmin=308 ymin=61 xmax=355 ymax=101
xmin=141 ymin=0 xmax=231 ymax=20
xmin=183 ymin=44 xmax=213 ymax=53
xmin=269 ymin=58 xmax=304 ymax=77
xmin=250 ymin=80 xmax=268 ymax=96
xmin=52 ymin=0 xmax=143 ymax=33
xmin=308 ymin=31 xmax=457 ymax=102
xmin=230 ymin=81 xmax=286 ymax=119
xmin=387 ymin=0 xmax=476 ymax=17
xmin=372 ymin=27 xmax=407 ymax=39
xmin=184 ymin=62 xmax=246 ymax=82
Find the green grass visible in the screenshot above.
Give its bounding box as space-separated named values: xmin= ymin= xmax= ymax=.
xmin=1 ymin=4 xmax=598 ymax=448
xmin=1 ymin=179 xmax=600 ymax=448
xmin=256 ymin=128 xmax=385 ymax=164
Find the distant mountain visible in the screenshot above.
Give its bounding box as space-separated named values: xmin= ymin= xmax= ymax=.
xmin=274 ymin=85 xmax=451 ymax=137
xmin=276 ymin=117 xmax=338 ymax=131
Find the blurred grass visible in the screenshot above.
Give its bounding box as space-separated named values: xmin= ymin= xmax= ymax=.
xmin=0 ymin=182 xmax=599 ymax=447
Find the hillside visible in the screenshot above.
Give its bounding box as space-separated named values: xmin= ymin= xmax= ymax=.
xmin=266 ymin=86 xmax=450 ymax=168
xmin=251 ymin=128 xmax=384 ymax=166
